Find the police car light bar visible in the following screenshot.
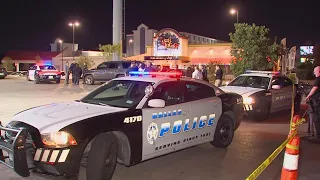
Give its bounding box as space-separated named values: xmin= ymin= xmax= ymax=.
xmin=129 ymin=71 xmax=182 ymax=77
xmin=245 ymin=70 xmax=280 ymax=75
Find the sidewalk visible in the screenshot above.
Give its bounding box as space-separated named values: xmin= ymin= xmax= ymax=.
xmin=273 ymin=125 xmax=320 ymax=180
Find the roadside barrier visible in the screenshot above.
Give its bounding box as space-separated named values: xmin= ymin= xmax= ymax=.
xmin=246 ymin=83 xmax=305 ymax=180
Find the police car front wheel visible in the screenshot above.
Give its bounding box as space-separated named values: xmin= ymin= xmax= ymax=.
xmin=86 ymin=132 xmax=118 ymax=180
xmin=210 ymin=114 xmax=235 ymax=148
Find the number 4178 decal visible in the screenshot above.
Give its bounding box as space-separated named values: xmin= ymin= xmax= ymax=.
xmin=124 ymin=116 xmax=142 ymax=123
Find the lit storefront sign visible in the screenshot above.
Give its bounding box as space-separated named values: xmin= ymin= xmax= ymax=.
xmin=153 ymin=29 xmax=182 ymax=56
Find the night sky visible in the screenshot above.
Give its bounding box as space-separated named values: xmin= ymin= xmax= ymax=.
xmin=0 ymin=0 xmax=318 ymax=56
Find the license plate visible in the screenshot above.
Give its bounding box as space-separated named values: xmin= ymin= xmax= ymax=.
xmin=49 ymin=76 xmax=53 ymax=79
xmin=0 ymin=73 xmax=3 ymax=76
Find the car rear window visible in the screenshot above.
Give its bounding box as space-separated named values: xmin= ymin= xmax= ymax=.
xmin=122 ymin=62 xmax=131 ymax=68
xmin=39 ymin=65 xmax=56 ymax=70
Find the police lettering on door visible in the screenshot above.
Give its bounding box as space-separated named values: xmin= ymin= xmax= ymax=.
xmin=159 ymin=114 xmax=215 ymax=137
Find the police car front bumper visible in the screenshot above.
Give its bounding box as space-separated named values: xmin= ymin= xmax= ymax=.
xmin=0 ymin=125 xmax=30 ymax=177
xmin=0 ymin=125 xmax=84 ymax=178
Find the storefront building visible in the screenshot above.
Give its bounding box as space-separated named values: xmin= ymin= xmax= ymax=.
xmin=124 ymin=27 xmax=233 ymax=71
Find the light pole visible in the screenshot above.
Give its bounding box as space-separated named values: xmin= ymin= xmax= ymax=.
xmin=68 ymin=21 xmax=80 ymax=60
xmin=129 ymin=39 xmax=133 ymax=57
xmin=230 ymin=9 xmax=239 ymax=23
xmin=58 ymin=39 xmax=63 ymax=71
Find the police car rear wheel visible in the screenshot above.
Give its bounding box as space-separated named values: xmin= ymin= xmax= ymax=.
xmin=86 ymin=132 xmax=118 ymax=180
xmin=210 ymin=114 xmax=234 ymax=148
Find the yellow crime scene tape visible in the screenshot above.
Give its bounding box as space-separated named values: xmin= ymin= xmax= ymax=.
xmin=245 ymin=132 xmax=296 ymax=180
xmin=245 ymin=79 xmax=305 ymax=180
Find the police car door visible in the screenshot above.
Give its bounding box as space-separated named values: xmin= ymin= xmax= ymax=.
xmin=183 ymin=80 xmax=222 ymax=144
xmin=270 ymin=76 xmax=287 ymax=111
xmin=141 ymin=81 xmax=192 ymax=161
xmin=29 ymin=66 xmax=37 ymax=80
xmin=282 ymin=77 xmax=294 ymax=109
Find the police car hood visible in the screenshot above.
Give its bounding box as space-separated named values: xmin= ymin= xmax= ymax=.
xmin=11 ymin=101 xmax=127 ymax=133
xmin=219 ymin=86 xmax=263 ymax=98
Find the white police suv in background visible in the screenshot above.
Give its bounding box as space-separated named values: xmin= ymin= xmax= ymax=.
xmin=26 ymin=64 xmax=63 ymax=84
xmin=0 ymin=71 xmax=243 ymax=180
xmin=220 ymin=70 xmax=302 ymax=121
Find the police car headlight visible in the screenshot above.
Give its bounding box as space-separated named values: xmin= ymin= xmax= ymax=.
xmin=243 ymin=97 xmax=255 ymax=105
xmin=41 ymin=131 xmax=77 ymax=148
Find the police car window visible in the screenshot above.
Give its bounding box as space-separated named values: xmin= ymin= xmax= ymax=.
xmin=39 ymin=65 xmax=56 ymax=70
xmin=228 ymin=75 xmax=270 ymax=90
xmin=81 ymin=80 xmax=152 ymax=108
xmin=184 ymin=81 xmax=215 ymax=102
xmin=149 ymin=82 xmax=185 ymax=106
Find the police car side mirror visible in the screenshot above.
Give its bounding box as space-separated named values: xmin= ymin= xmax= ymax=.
xmin=148 ymin=99 xmax=165 ymax=108
xmin=272 ymin=85 xmax=281 ymax=90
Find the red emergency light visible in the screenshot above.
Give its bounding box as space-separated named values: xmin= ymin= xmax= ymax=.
xmin=129 ymin=71 xmax=182 ymax=78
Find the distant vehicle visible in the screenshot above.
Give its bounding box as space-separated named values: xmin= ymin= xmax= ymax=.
xmin=83 ymin=61 xmax=137 ymax=85
xmin=26 ymin=64 xmax=62 ymax=84
xmin=0 ymin=68 xmax=8 ymax=79
xmin=220 ymin=70 xmax=302 ymax=121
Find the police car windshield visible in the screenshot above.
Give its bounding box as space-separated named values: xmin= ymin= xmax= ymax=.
xmin=228 ymin=75 xmax=270 ymax=89
xmin=39 ymin=65 xmax=56 ymax=70
xmin=81 ymin=80 xmax=153 ymax=108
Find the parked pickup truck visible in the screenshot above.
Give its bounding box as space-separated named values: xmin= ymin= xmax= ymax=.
xmin=83 ymin=61 xmax=135 ymax=85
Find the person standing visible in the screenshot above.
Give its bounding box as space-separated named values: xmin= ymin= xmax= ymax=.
xmin=192 ymin=66 xmax=203 ymax=80
xmin=69 ymin=60 xmax=76 ymax=84
xmin=215 ymin=65 xmax=223 ymax=87
xmin=126 ymin=63 xmax=138 ymax=76
xmin=144 ymin=62 xmax=156 ymax=72
xmin=200 ymin=65 xmax=209 ymax=81
xmin=306 ymin=66 xmax=320 ymax=139
xmin=73 ymin=64 xmax=82 ymax=85
xmin=64 ymin=61 xmax=70 ymax=84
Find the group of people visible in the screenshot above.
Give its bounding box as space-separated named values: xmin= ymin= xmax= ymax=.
xmin=64 ymin=60 xmax=87 ymax=85
xmin=125 ymin=61 xmax=223 ymax=87
xmin=189 ymin=64 xmax=223 ymax=87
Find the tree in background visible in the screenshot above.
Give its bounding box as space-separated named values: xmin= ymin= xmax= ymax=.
xmin=99 ymin=44 xmax=122 ymax=61
xmin=76 ymin=55 xmax=95 ymax=69
xmin=229 ymin=23 xmax=279 ymax=76
xmin=1 ymin=56 xmax=14 ymax=71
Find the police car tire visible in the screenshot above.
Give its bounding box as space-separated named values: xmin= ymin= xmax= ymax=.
xmin=86 ymin=132 xmax=118 ymax=180
xmin=249 ymin=103 xmax=270 ymax=121
xmin=210 ymin=114 xmax=234 ymax=148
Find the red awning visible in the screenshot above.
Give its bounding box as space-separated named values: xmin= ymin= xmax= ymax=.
xmin=190 ymin=57 xmax=232 ymax=64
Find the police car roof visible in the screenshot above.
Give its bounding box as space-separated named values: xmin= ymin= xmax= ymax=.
xmin=115 ymin=75 xmax=172 ymax=83
xmin=114 ymin=75 xmax=216 ymax=87
xmin=240 ymin=73 xmax=274 ymax=78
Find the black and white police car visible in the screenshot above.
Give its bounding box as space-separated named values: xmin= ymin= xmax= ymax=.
xmin=26 ymin=64 xmax=62 ymax=84
xmin=0 ymin=71 xmax=243 ymax=180
xmin=220 ymin=70 xmax=302 ymax=121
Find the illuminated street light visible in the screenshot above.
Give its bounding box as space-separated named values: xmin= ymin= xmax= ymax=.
xmin=129 ymin=39 xmax=133 ymax=43
xmin=230 ymin=9 xmax=239 ymax=23
xmin=57 ymin=39 xmax=64 ymax=71
xmin=68 ymin=21 xmax=80 ymax=59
